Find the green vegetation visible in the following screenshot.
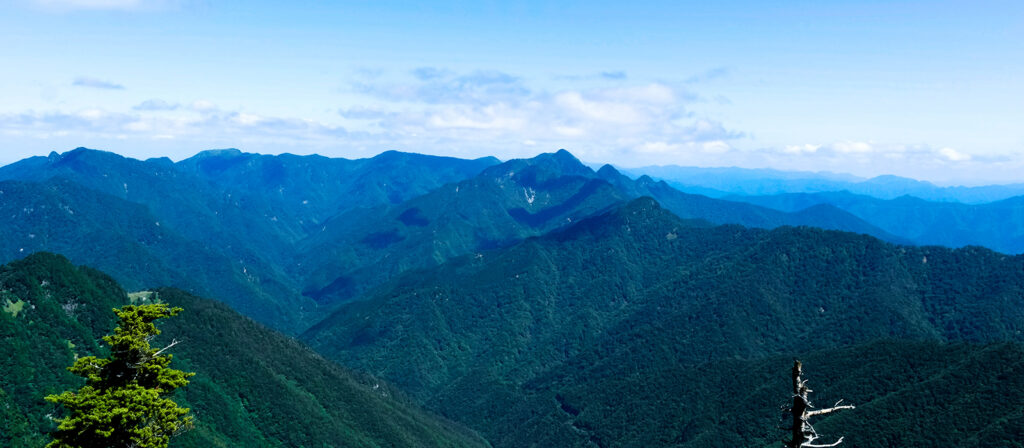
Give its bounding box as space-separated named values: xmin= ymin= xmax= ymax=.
xmin=0 ymin=253 xmax=487 ymax=448
xmin=6 ymin=148 xmax=1024 ymax=446
xmin=3 ymin=298 xmax=26 ymax=317
xmin=0 ymin=148 xmax=904 ymax=330
xmin=0 ymin=148 xmax=498 ymax=332
xmin=46 ymin=304 xmax=194 ymax=448
xmin=304 ymin=198 xmax=1024 ymax=447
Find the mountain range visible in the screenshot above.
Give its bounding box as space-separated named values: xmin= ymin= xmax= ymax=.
xmin=2 ymin=147 xmax=1024 ymax=446
xmin=0 ymin=147 xmax=906 ymax=330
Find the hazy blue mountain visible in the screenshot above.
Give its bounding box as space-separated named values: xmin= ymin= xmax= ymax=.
xmin=596 ymin=164 xmax=904 ymax=243
xmin=0 ymin=253 xmax=488 ymax=448
xmin=304 ymin=197 xmax=1024 ymax=447
xmin=729 ymin=191 xmax=1024 ymax=254
xmin=622 ymin=164 xmax=1024 ymax=203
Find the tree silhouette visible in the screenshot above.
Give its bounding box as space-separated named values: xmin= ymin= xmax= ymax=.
xmin=46 ymin=303 xmax=194 ymax=448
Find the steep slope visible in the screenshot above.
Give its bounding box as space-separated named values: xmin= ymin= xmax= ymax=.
xmin=731 ymin=191 xmax=1024 ymax=254
xmin=0 ymin=178 xmax=308 ymax=331
xmin=0 ymin=253 xmax=488 ymax=448
xmin=297 ymin=149 xmax=629 ymax=304
xmin=0 ymin=147 xmax=498 ymax=331
xmin=303 ymin=198 xmax=1024 ymax=446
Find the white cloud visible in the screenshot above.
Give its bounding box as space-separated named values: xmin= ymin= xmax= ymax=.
xmin=554 ymin=91 xmax=646 ymax=124
xmin=832 ymin=141 xmax=874 ymax=153
xmin=189 ymin=100 xmax=218 ymax=112
xmin=783 ymin=144 xmax=821 ymax=154
xmin=702 ymin=140 xmax=731 ymax=154
xmin=636 ymin=141 xmax=682 ymax=154
xmin=939 ymin=147 xmax=972 ymax=161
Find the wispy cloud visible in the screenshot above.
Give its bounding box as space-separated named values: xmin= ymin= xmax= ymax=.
xmin=133 ymin=99 xmax=178 ymax=111
xmin=600 ymin=71 xmax=627 ymax=80
xmin=72 ymin=76 xmax=124 ymax=90
xmin=355 ymin=69 xmax=529 ymax=105
xmin=32 ymin=0 xmax=175 ymax=12
xmin=685 ymin=66 xmax=731 ymax=84
xmin=0 ymin=107 xmax=349 ymax=146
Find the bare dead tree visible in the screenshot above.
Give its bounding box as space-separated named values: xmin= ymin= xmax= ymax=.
xmin=784 ymin=360 xmax=855 ymax=448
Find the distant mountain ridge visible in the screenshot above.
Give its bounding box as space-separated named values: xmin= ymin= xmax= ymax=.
xmin=622 ymin=164 xmax=1024 ymax=203
xmin=727 ymin=190 xmax=1024 ymax=254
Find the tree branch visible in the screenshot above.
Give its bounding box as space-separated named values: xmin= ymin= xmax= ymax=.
xmin=803 ymin=436 xmax=845 ymax=447
xmin=807 ymin=400 xmax=856 ymax=417
xmin=152 ymin=339 xmax=181 ymax=357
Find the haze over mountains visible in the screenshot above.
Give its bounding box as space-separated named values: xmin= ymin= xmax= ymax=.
xmin=2 ymin=147 xmax=1024 ymax=446
xmin=623 ymin=165 xmax=1024 ymax=203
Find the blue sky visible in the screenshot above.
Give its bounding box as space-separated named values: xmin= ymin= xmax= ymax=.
xmin=1 ymin=0 xmax=1022 ymax=184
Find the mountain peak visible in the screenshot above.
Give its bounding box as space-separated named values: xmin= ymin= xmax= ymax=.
xmin=532 ymin=149 xmax=591 ymax=175
xmin=192 ymin=148 xmax=244 ymax=159
xmin=53 ymin=147 xmax=127 ymax=166
xmin=596 ymin=164 xmax=622 ymax=179
xmin=553 ymin=148 xmax=576 ymax=159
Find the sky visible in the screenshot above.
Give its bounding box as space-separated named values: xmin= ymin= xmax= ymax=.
xmin=0 ymin=0 xmax=1022 ymax=184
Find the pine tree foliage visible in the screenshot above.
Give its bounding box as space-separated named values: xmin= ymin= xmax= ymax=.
xmin=46 ymin=303 xmax=194 ymax=448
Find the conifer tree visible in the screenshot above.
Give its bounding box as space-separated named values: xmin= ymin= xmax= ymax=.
xmin=46 ymin=303 xmax=194 ymax=448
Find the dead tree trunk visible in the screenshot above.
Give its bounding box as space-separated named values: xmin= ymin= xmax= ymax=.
xmin=785 ymin=360 xmax=855 ymax=448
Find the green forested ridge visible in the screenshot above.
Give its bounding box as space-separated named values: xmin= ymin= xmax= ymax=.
xmin=297 ymin=150 xmax=902 ymax=306
xmin=0 ymin=148 xmax=499 ymax=332
xmin=177 ymin=148 xmax=500 ymax=230
xmin=0 ymin=253 xmax=488 ymax=448
xmin=303 ymin=197 xmax=1024 ymax=447
xmin=0 ymin=177 xmax=308 ymax=332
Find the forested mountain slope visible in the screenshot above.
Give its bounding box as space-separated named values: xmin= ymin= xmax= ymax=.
xmin=0 ymin=178 xmax=305 ymax=329
xmin=0 ymin=148 xmax=497 ymax=332
xmin=297 ymin=150 xmax=899 ymax=305
xmin=304 ymin=198 xmax=1024 ymax=447
xmin=0 ymin=253 xmax=488 ymax=448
